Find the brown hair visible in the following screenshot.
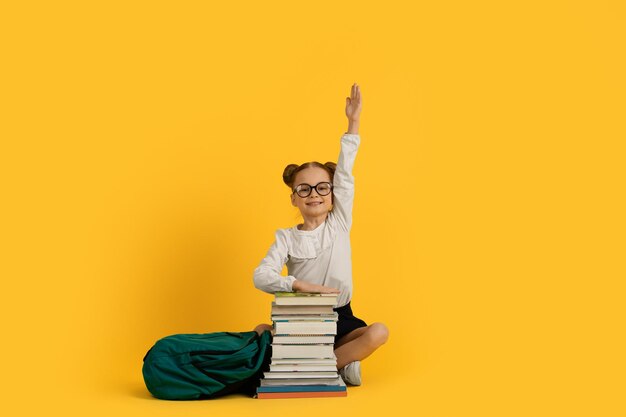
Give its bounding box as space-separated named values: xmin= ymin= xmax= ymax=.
xmin=283 ymin=161 xmax=337 ymax=190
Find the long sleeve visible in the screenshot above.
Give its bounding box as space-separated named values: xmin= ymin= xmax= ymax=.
xmin=253 ymin=229 xmax=297 ymax=294
xmin=332 ymin=133 xmax=360 ymax=232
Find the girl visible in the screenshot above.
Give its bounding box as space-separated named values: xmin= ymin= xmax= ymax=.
xmin=252 ymin=83 xmax=389 ymax=386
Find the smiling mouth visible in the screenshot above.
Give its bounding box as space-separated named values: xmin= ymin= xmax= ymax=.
xmin=306 ymin=202 xmax=322 ymax=206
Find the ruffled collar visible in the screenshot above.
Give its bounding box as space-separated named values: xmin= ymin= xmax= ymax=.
xmin=286 ymin=212 xmax=338 ymax=259
xmin=294 ymin=220 xmax=325 ymax=233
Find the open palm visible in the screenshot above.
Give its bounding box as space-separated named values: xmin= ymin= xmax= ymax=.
xmin=345 ymin=83 xmax=362 ymax=121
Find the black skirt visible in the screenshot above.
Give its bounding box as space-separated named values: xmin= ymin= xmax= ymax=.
xmin=333 ymin=301 xmax=368 ymax=345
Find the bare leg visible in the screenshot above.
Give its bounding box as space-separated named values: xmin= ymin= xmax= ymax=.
xmin=334 ymin=322 xmax=389 ymax=370
xmin=335 ymin=326 xmax=368 ymax=349
xmin=254 ymin=323 xmax=273 ymax=336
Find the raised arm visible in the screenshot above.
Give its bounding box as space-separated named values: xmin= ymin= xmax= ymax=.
xmin=331 ymin=83 xmax=363 ymax=231
xmin=332 ymin=135 xmax=360 ymax=232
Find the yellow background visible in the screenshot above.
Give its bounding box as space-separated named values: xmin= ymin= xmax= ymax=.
xmin=1 ymin=1 xmax=624 ymax=416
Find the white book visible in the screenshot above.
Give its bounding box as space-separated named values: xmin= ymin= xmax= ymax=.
xmin=271 ymin=357 xmax=337 ymax=366
xmin=272 ymin=313 xmax=338 ymax=322
xmin=272 ymin=335 xmax=336 ymax=344
xmin=263 ymin=371 xmax=340 ymax=379
xmin=269 ymin=364 xmax=338 ymax=372
xmin=271 ymin=343 xmax=335 ymax=359
xmin=274 ymin=321 xmax=337 ymax=335
xmin=271 ymin=302 xmax=334 ymax=315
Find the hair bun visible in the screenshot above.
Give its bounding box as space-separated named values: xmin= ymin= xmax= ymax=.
xmin=283 ymin=164 xmax=300 ymax=187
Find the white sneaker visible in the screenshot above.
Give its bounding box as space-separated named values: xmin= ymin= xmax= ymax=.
xmin=339 ymin=361 xmax=362 ymax=386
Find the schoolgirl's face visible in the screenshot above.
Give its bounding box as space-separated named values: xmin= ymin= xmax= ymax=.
xmin=290 ymin=167 xmax=333 ymax=216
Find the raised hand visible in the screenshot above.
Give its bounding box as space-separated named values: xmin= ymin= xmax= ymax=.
xmin=345 ymin=83 xmax=362 ymax=122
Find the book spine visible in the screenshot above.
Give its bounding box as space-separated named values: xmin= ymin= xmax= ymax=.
xmin=257 ymin=391 xmax=347 ymax=399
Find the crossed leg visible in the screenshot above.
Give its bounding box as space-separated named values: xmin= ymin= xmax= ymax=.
xmin=333 ymin=322 xmax=389 ymax=370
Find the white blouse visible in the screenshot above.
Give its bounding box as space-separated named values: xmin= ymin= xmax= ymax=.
xmin=253 ymin=133 xmax=360 ymax=308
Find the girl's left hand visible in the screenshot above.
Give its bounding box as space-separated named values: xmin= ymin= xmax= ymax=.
xmin=345 ymin=83 xmax=362 ymax=122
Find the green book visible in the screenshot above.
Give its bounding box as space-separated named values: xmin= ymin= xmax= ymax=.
xmin=274 ymin=292 xmax=338 ymax=306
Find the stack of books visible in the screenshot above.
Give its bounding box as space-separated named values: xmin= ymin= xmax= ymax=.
xmin=256 ymin=292 xmax=347 ymax=399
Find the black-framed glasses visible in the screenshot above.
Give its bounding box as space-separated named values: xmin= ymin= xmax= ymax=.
xmin=292 ymin=181 xmax=333 ymax=198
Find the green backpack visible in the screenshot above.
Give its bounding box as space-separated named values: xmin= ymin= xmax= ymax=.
xmin=142 ymin=330 xmax=272 ymax=400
